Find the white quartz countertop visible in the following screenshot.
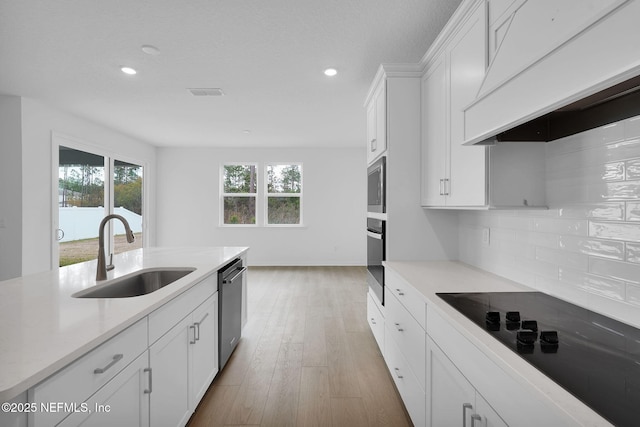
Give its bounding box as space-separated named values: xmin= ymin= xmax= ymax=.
xmin=0 ymin=246 xmax=248 ymax=402
xmin=383 ymin=260 xmax=610 ymax=427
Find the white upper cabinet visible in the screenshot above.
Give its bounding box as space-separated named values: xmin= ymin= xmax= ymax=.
xmin=366 ymin=80 xmax=387 ymax=164
xmin=464 ymin=0 xmax=637 ymax=145
xmin=421 ymin=0 xmax=488 ymax=207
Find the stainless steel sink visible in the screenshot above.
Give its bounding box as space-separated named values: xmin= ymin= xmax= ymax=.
xmin=73 ymin=268 xmax=196 ymax=298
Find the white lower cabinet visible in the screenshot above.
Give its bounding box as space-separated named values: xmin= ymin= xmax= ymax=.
xmin=150 ymin=315 xmax=192 ymax=427
xmin=58 ymin=351 xmax=150 ymax=427
xmin=189 ymin=293 xmax=219 ymax=407
xmin=366 ymin=291 xmax=384 ymax=353
xmin=426 ymin=335 xmax=506 ymax=427
xmin=150 ymin=293 xmax=219 ymax=427
xmin=384 ymin=327 xmax=425 ymax=427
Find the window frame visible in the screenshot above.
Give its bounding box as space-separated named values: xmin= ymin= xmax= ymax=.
xmin=220 ymin=162 xmax=259 ymax=227
xmin=264 ymin=162 xmax=303 ymax=227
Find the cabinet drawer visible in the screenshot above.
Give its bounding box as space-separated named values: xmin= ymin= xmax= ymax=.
xmin=385 ymin=268 xmax=426 ymax=329
xmin=148 ymin=273 xmax=216 ymax=344
xmin=29 ymin=318 xmax=147 ymax=427
xmin=384 ymin=327 xmax=426 ymax=427
xmin=386 ymin=290 xmax=426 ymax=390
xmin=367 ymin=291 xmax=385 ymax=354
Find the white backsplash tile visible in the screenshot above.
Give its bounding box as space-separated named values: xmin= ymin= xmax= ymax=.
xmin=458 ymin=115 xmax=640 ymax=327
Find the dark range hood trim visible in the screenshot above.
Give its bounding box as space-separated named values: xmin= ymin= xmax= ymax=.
xmin=493 ymin=75 xmax=640 ymax=143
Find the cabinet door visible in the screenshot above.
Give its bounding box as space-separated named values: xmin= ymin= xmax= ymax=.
xmin=447 ymin=2 xmax=488 ymax=206
xmin=426 ymin=336 xmax=475 ymax=427
xmin=366 ymin=99 xmax=377 ymax=163
xmin=150 ymin=316 xmax=192 ymax=427
xmin=421 ymin=56 xmax=447 ymax=206
xmin=58 ymin=352 xmax=150 ymax=427
xmin=189 ymin=293 xmax=219 ymax=407
xmin=374 ymin=81 xmax=387 ymax=157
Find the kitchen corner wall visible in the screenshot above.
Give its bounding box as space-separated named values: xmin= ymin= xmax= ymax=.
xmin=459 ymin=115 xmax=640 ymax=328
xmin=156 ymin=147 xmax=365 ymax=266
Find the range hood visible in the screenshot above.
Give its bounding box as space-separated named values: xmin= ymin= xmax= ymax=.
xmin=491 ymin=75 xmax=640 ymax=143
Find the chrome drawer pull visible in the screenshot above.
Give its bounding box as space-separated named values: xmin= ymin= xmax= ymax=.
xmin=462 ymin=403 xmax=473 ymax=427
xmin=393 ymin=368 xmax=403 ymax=379
xmin=370 ymin=318 xmax=377 ymax=325
xmin=144 ymin=368 xmax=152 ymax=394
xmin=394 ymin=322 xmax=404 ymax=332
xmin=190 ymin=325 xmax=197 ymax=344
xmin=396 ymin=288 xmax=405 ymax=296
xmin=471 ymin=414 xmax=482 ymax=427
xmin=94 ymin=354 xmax=123 ymax=374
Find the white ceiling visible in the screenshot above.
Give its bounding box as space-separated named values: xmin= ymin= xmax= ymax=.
xmin=0 ymin=0 xmax=461 ymax=148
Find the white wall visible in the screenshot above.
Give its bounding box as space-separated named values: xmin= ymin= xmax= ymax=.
xmin=157 ymin=147 xmax=366 ymax=266
xmin=18 ymin=98 xmax=157 ymax=275
xmin=0 ymin=96 xmax=23 ymax=280
xmin=459 ymin=116 xmax=640 ymax=328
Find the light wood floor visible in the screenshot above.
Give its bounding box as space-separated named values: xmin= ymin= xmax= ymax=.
xmin=187 ymin=266 xmax=412 ymax=427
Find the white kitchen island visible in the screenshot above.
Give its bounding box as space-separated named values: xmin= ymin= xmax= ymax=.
xmin=0 ymin=246 xmax=248 ymax=427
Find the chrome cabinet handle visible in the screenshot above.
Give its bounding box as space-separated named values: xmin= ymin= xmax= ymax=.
xmin=396 ymin=288 xmax=405 ymax=296
xmin=194 ymin=311 xmax=209 ymax=342
xmin=471 ymin=414 xmax=482 ymax=427
xmin=94 ymin=354 xmax=123 ymax=374
xmin=189 ymin=325 xmax=197 ymax=344
xmin=462 ymin=403 xmax=473 ymax=427
xmin=394 ymin=322 xmax=404 ymax=332
xmin=144 ymin=368 xmax=152 ymax=394
xmin=370 ymin=139 xmax=377 ymax=152
xmin=393 ymin=368 xmax=403 ymax=379
xmin=444 ymin=178 xmax=450 ymax=196
xmin=370 ymin=317 xmax=376 ymax=325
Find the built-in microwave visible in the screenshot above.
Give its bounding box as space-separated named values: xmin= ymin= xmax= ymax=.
xmin=367 ymin=156 xmax=386 ymax=213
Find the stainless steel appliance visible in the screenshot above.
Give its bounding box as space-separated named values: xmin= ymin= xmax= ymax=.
xmin=218 ymin=258 xmax=246 ymax=370
xmin=366 ymin=218 xmax=385 ymax=305
xmin=438 ymin=291 xmax=640 ymax=426
xmin=367 ymin=156 xmax=386 ymax=213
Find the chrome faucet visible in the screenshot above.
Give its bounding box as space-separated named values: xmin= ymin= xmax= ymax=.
xmin=96 ymin=214 xmax=135 ymax=281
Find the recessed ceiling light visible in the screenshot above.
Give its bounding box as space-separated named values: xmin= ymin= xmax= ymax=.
xmin=141 ymin=45 xmax=160 ymax=55
xmin=324 ymin=68 xmax=338 ymax=77
xmin=121 ymin=67 xmax=137 ymax=75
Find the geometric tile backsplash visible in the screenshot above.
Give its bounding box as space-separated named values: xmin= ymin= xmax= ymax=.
xmin=459 ymin=116 xmax=640 ymax=328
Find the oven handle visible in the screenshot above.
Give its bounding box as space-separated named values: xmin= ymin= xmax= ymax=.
xmin=367 ymin=231 xmax=382 ymax=240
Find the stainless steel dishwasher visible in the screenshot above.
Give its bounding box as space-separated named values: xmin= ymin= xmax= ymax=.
xmin=218 ymin=258 xmax=246 ymax=371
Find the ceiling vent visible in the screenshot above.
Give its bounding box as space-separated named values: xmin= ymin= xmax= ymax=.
xmin=188 ymin=88 xmax=224 ymax=97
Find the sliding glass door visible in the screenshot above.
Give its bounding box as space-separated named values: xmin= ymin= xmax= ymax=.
xmin=56 ymin=142 xmax=144 ymax=267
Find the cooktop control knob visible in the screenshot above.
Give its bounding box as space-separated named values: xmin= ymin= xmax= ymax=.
xmin=521 ymin=320 xmax=538 ymax=332
xmin=506 ymin=311 xmax=521 ymax=322
xmin=485 ymin=311 xmax=500 ymax=324
xmin=516 ymin=330 xmax=538 ymax=345
xmin=540 ymin=331 xmax=559 ymax=344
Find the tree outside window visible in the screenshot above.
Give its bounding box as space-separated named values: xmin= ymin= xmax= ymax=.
xmin=222 ymin=164 xmax=257 ymax=225
xmin=266 ymin=164 xmax=302 ymax=225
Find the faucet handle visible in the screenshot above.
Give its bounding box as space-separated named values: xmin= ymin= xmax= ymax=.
xmin=106 ymin=253 xmax=115 ymax=271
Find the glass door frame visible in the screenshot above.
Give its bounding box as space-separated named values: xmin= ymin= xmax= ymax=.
xmin=51 ymin=132 xmax=148 ymax=269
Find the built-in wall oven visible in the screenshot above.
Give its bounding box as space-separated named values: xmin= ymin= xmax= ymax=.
xmin=367 ymin=217 xmax=385 ymax=305
xmin=367 ymin=156 xmax=386 ymax=213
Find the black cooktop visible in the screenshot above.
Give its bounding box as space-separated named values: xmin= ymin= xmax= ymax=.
xmin=437 ymin=292 xmax=640 ymax=427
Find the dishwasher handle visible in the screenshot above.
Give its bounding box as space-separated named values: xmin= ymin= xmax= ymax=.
xmin=223 ymin=267 xmax=247 ymax=284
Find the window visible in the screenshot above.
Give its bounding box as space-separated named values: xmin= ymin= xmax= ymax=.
xmin=222 ymin=164 xmax=257 ymax=225
xmin=266 ymin=164 xmax=302 ymax=225
xmin=221 ymin=163 xmax=303 ymax=226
